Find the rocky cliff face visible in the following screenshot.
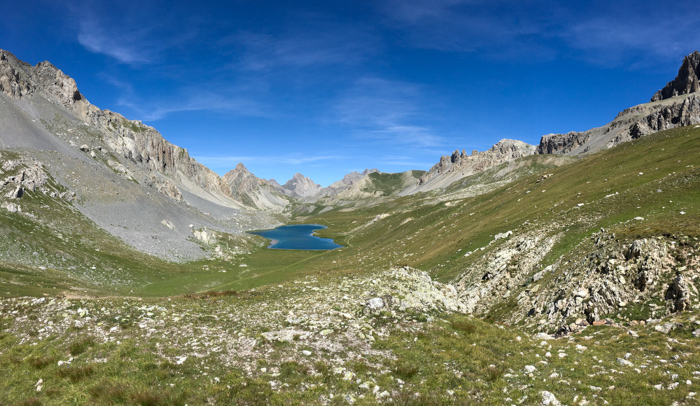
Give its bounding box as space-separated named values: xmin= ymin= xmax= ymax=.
xmin=537 ymin=131 xmax=592 ymax=155
xmin=651 ymin=51 xmax=700 ymax=102
xmin=537 ymin=51 xmax=700 ymax=156
xmin=0 ymin=49 xmax=232 ymax=203
xmin=404 ymin=139 xmax=535 ymax=194
xmin=536 ymin=93 xmax=700 ymax=155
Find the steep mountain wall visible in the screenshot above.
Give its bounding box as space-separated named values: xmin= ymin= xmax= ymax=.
xmin=0 ymin=49 xmax=233 ymax=202
xmin=651 ymin=51 xmax=700 ymax=102
xmin=537 ymin=51 xmax=700 ymax=156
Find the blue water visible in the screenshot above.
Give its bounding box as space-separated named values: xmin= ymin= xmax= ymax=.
xmin=249 ymin=224 xmax=342 ymax=250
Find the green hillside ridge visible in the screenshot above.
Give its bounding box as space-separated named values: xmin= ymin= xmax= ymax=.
xmin=1 ymin=125 xmax=699 ymax=405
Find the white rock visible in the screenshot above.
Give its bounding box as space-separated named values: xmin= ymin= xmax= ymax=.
xmin=367 ymin=297 xmax=384 ymax=309
xmin=540 ymin=390 xmax=561 ymax=405
xmin=617 ymin=358 xmax=634 ymax=367
xmin=524 ymin=365 xmax=537 ymax=373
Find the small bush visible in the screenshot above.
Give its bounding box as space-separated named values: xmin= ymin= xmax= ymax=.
xmin=280 ymin=361 xmax=309 ymax=379
xmin=485 ymin=365 xmax=504 ymax=382
xmin=130 ymin=390 xmax=182 ymax=406
xmin=14 ymin=397 xmax=43 ymax=406
xmin=450 ymin=320 xmax=476 ymax=334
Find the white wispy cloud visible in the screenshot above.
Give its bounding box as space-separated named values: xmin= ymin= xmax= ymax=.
xmin=561 ymin=7 xmax=700 ymax=67
xmin=77 ymin=17 xmax=153 ymax=64
xmin=116 ymin=91 xmax=265 ymax=121
xmin=222 ymin=20 xmax=378 ymax=72
xmin=378 ymin=0 xmax=555 ymax=57
xmin=195 ymin=154 xmax=343 ymax=169
xmin=70 ymin=1 xmax=199 ymax=65
xmin=332 ymin=77 xmax=445 ymax=147
xmin=99 ymin=73 xmax=268 ymax=121
xmin=377 ymin=0 xmax=700 ymax=66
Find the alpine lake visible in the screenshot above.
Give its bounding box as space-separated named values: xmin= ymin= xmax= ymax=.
xmin=249 ymin=224 xmax=342 ymax=250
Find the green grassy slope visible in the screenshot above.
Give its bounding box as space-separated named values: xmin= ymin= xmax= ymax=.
xmin=1 ymin=125 xmax=698 ymax=300
xmin=309 ymin=125 xmax=699 ymax=284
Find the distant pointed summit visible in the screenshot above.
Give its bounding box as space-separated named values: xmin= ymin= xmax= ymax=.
xmin=282 ymin=173 xmax=322 ymax=198
xmin=651 ymin=51 xmax=700 ymax=102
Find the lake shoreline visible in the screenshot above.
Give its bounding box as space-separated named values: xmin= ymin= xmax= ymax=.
xmin=250 ymin=224 xmax=342 ymax=250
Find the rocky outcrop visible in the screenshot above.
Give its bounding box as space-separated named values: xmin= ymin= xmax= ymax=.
xmin=537 ymin=131 xmax=592 ymax=155
xmin=0 ymin=50 xmax=84 ymax=106
xmin=404 ymin=139 xmax=535 ymax=194
xmin=429 ymin=139 xmax=535 ymax=178
xmin=651 ymin=51 xmax=700 ymax=102
xmin=611 ymin=94 xmax=700 ymax=143
xmin=537 ymin=51 xmax=700 ymax=156
xmin=1 ymin=156 xmax=48 ymax=193
xmin=456 ymin=227 xmax=562 ymax=316
xmin=146 ymin=174 xmax=183 ymax=202
xmin=456 ymin=228 xmax=700 ymax=333
xmin=1 ymin=154 xmax=75 ymax=208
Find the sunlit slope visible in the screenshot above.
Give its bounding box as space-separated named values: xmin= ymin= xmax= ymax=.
xmin=1 ymin=125 xmax=697 ymax=299
xmin=310 ymin=125 xmax=699 ymax=284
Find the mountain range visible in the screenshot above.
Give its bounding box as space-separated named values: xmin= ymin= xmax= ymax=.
xmin=1 ymin=48 xmax=700 ymax=405
xmin=2 ymin=48 xmax=700 ymax=261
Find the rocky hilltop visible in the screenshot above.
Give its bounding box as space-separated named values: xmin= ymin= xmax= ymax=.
xmin=535 ymin=51 xmax=700 ymax=156
xmin=651 ymin=50 xmax=700 ymax=102
xmin=326 ymin=169 xmax=378 ymax=191
xmin=403 ymin=139 xmax=536 ymax=194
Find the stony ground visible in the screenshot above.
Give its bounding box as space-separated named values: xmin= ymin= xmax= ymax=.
xmin=2 ymin=266 xmax=700 ymax=405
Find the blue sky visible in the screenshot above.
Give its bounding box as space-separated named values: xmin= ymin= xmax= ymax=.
xmin=2 ymin=0 xmax=699 ymax=186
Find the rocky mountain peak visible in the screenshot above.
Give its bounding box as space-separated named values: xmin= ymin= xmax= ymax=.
xmin=0 ymin=50 xmax=85 ymax=106
xmin=651 ymin=51 xmax=700 ymax=102
xmin=234 ymin=162 xmax=250 ymax=173
xmin=282 ymin=173 xmax=322 ymax=198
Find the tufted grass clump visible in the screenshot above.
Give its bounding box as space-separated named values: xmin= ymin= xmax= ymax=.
xmin=69 ymin=336 xmax=95 ymax=355
xmin=57 ymin=365 xmax=94 ymax=382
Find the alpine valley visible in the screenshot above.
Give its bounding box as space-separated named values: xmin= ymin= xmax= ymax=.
xmin=1 ymin=48 xmax=699 ymax=405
